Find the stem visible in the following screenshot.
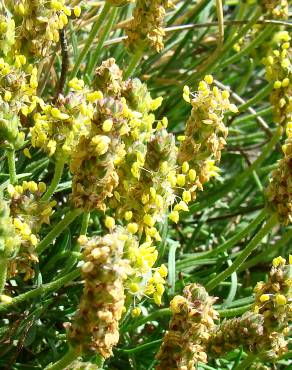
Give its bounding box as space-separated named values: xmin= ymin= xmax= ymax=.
xmin=0 ymin=258 xmax=8 ymax=295
xmin=36 ymin=209 xmax=82 ymax=255
xmin=240 ymin=228 xmax=292 ymax=271
xmin=69 ymin=3 xmax=111 ymax=81
xmin=80 ymin=212 xmax=90 ymax=235
xmin=124 ymin=48 xmax=144 ymax=80
xmin=0 ymin=268 xmax=81 ymax=313
xmin=197 ymin=208 xmax=267 ymax=259
xmin=218 ymin=304 xmax=252 ymax=318
xmin=56 ymin=28 xmax=69 ymax=98
xmin=215 ymin=0 xmax=224 ymax=48
xmin=237 ymin=353 xmax=258 ymax=370
xmin=87 ymin=7 xmax=118 ymax=76
xmin=121 ymin=308 xmax=171 ymax=333
xmin=238 ymin=83 xmax=273 ymax=113
xmin=196 ymin=0 xmax=224 ymax=74
xmin=42 ymin=159 xmax=66 ymax=202
xmin=45 ymin=346 xmax=80 ymax=370
xmin=116 ymin=339 xmax=162 ymax=354
xmin=206 ymin=212 xmax=278 ymax=291
xmin=7 ymin=150 xmax=17 ymax=185
xmin=168 ymin=241 xmax=178 ymax=295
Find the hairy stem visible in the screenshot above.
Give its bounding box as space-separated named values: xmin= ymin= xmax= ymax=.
xmin=124 ymin=48 xmax=144 ymax=79
xmin=0 ymin=268 xmax=81 ymax=312
xmin=7 ymin=150 xmax=17 ymax=185
xmin=42 ymin=158 xmax=66 ymax=202
xmin=36 ymin=208 xmax=82 ymax=255
xmin=44 ymin=346 xmax=80 ymax=370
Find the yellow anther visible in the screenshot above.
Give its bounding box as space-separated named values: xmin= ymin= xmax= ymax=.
xmin=104 ymin=216 xmax=115 ymax=229
xmin=275 ymin=294 xmax=287 ymax=306
xmin=127 ymin=223 xmax=138 ymax=234
xmin=260 ymin=294 xmax=270 ymax=303
xmin=169 ymin=211 xmax=179 ymax=223
xmin=73 ymin=5 xmax=81 ymax=17
xmin=102 ymin=119 xmax=113 ymax=132
xmin=204 ymin=75 xmax=214 ymax=84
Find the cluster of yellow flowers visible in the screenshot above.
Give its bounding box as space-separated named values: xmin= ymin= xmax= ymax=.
xmin=0 ymin=195 xmax=20 ymax=260
xmin=0 ymin=56 xmax=37 ymax=113
xmin=263 ymin=31 xmax=291 ymax=128
xmin=68 ymin=231 xmax=128 ymax=358
xmin=6 ymin=181 xmax=56 ymax=280
xmin=28 ymin=61 xmax=238 ymax=310
xmin=233 ymin=2 xmax=289 ymax=53
xmin=125 ymin=0 xmax=175 ymax=53
xmin=70 ymin=60 xmax=176 ymax=244
xmin=157 ymin=257 xmax=291 ymax=368
xmin=156 ymin=283 xmax=218 ymax=369
xmin=266 ymin=122 xmax=291 ymax=225
xmin=174 ymin=76 xmax=237 ymax=222
xmin=0 ymin=38 xmax=38 ymax=150
xmin=260 ymin=0 xmax=289 ymax=19
xmin=7 ymin=0 xmax=81 ymax=57
xmin=252 ymin=256 xmax=291 ymax=360
xmin=68 ymin=226 xmax=169 ymax=358
xmin=0 ymin=11 xmax=15 ymax=56
xmin=30 ymin=92 xmax=93 ymax=159
xmin=122 ymin=229 xmax=168 ymax=307
xmin=207 ymin=311 xmax=265 ymax=357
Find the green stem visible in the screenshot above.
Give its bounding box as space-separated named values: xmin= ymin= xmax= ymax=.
xmin=45 ymin=346 xmax=80 ymax=370
xmin=42 ymin=159 xmax=65 ymax=202
xmin=218 ymin=304 xmax=252 ymax=318
xmin=69 ymin=3 xmax=111 ymax=81
xmin=0 ymin=268 xmax=81 ymax=313
xmin=182 ymin=208 xmax=267 ymax=261
xmin=240 ymin=228 xmax=292 ymax=271
xmin=124 ymin=48 xmax=144 ymax=80
xmin=234 ymin=106 xmax=272 ymax=125
xmin=0 ymin=258 xmax=8 ymax=295
xmin=238 ymin=83 xmax=273 ymax=113
xmin=206 ymin=211 xmax=278 ymax=291
xmin=87 ymin=7 xmax=118 ymax=76
xmin=116 ymin=339 xmax=162 ymax=354
xmin=121 ymin=308 xmax=171 ymax=333
xmin=7 ymin=150 xmax=17 ymax=185
xmin=237 ymin=353 xmax=258 ymax=370
xmin=215 ymin=0 xmax=224 ymax=48
xmin=168 ymin=241 xmax=178 ymax=295
xmin=36 ymin=209 xmax=82 ymax=255
xmin=80 ymin=212 xmax=90 ymax=235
